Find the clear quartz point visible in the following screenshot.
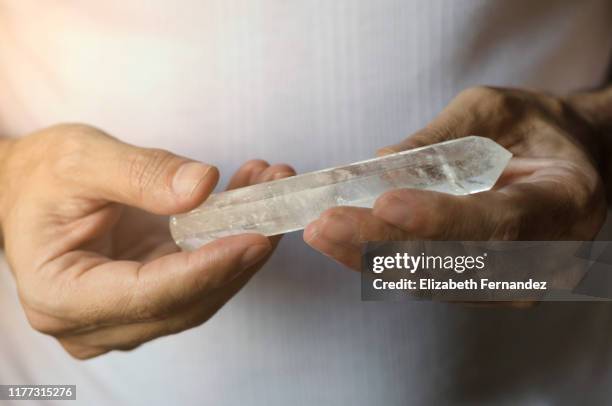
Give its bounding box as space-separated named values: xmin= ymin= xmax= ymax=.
xmin=170 ymin=136 xmax=512 ymax=250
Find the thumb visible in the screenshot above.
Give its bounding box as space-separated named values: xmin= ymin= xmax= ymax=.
xmin=377 ymin=101 xmax=476 ymax=156
xmin=86 ymin=137 xmax=219 ymax=215
xmin=372 ymin=188 xmax=520 ymax=240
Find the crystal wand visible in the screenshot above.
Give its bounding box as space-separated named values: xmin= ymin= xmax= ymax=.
xmin=170 ymin=136 xmax=512 ymax=250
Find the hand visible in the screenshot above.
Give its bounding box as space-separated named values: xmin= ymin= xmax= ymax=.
xmin=304 ymin=86 xmax=606 ymax=271
xmin=0 ymin=124 xmax=294 ymax=359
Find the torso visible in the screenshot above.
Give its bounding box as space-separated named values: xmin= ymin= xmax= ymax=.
xmin=1 ymin=1 xmax=612 ymax=404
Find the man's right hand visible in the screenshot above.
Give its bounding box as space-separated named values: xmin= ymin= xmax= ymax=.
xmin=0 ymin=124 xmax=294 ymax=359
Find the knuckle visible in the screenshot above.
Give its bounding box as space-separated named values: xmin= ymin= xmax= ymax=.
xmin=317 ymin=210 xmax=339 ymax=232
xmin=59 ymin=339 xmax=107 ymax=360
xmin=327 ymin=206 xmax=354 ymax=217
xmin=23 ymin=312 xmax=57 ymax=335
xmin=317 ymin=209 xmax=356 ymax=240
xmin=270 ymin=163 xmax=295 ymax=174
xmin=459 ymin=86 xmax=518 ymax=113
xmin=48 ymin=123 xmax=108 ymax=153
xmin=123 ymin=283 xmax=169 ymax=322
xmin=20 ymin=297 xmax=68 ymax=336
xmin=12 ymin=123 xmax=108 ymax=180
xmin=375 ymin=191 xmax=405 ymax=213
xmin=22 ymin=310 xmax=70 ymax=337
xmin=319 ymin=207 xmax=340 ymax=222
xmin=134 ymin=300 xmax=168 ymax=321
xmin=115 ymin=343 xmax=142 ymax=352
xmin=243 ymin=159 xmax=269 ymax=170
xmin=374 ymin=191 xmax=395 ymax=208
xmin=458 ymin=85 xmax=502 ymax=102
xmin=242 ymin=160 xmax=270 ymax=183
xmin=45 ymin=124 xmax=111 ymax=176
xmin=67 ymin=348 xmax=98 ymax=360
xmin=48 ymin=122 xmax=100 ymax=134
xmin=375 ymin=192 xmax=419 ymax=231
xmin=426 ymin=120 xmax=457 ymax=141
xmin=52 ymin=138 xmax=89 ymax=175
xmin=126 ymin=148 xmax=176 ymax=196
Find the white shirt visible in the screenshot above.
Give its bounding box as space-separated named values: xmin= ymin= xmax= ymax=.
xmin=1 ymin=1 xmax=612 ymax=405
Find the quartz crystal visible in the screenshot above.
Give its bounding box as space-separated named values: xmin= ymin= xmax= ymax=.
xmin=170 ymin=136 xmax=512 ymax=250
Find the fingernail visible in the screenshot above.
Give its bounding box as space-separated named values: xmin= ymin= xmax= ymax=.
xmin=379 ymin=196 xmax=411 ymax=227
xmin=172 ymin=162 xmax=213 ymax=196
xmin=321 ymin=214 xmax=359 ymax=243
xmin=240 ymin=243 xmax=270 ymax=269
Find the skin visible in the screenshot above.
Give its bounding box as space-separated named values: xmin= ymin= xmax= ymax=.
xmin=1 ymin=85 xmax=610 ymax=355
xmin=0 ymin=123 xmax=295 ymax=359
xmin=304 ymin=86 xmax=609 ymax=271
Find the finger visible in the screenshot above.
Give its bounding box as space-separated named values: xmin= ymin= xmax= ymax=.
xmin=377 ymin=106 xmax=474 ymax=155
xmin=372 ymin=188 xmax=520 ymax=240
xmin=226 ymin=160 xmax=270 ymax=190
xmin=58 ymin=261 xmax=263 ymax=354
xmin=304 ymin=228 xmax=361 ymax=270
xmin=306 ymin=174 xmax=594 ymax=267
xmin=226 ymin=161 xmax=294 ymax=245
xmin=304 ymin=207 xmax=408 ymax=270
xmin=225 ymin=160 xmax=295 ymax=190
xmin=255 ymin=163 xmax=295 ymax=182
xmin=304 ymin=180 xmax=563 ymax=269
xmin=376 ymin=87 xmax=514 ymax=155
xmin=58 ymin=303 xmax=219 ymax=357
xmin=57 ymin=340 xmax=110 ymax=360
xmin=36 ymin=233 xmax=272 ymax=330
xmin=73 ymin=134 xmax=219 ymax=215
xmin=253 ymin=164 xmax=295 ymax=246
xmin=371 ymin=179 xmax=585 ymax=241
xmin=108 ymin=233 xmax=271 ymax=322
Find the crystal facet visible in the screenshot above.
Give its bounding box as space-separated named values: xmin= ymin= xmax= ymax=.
xmin=170 ymin=136 xmax=512 ymax=250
